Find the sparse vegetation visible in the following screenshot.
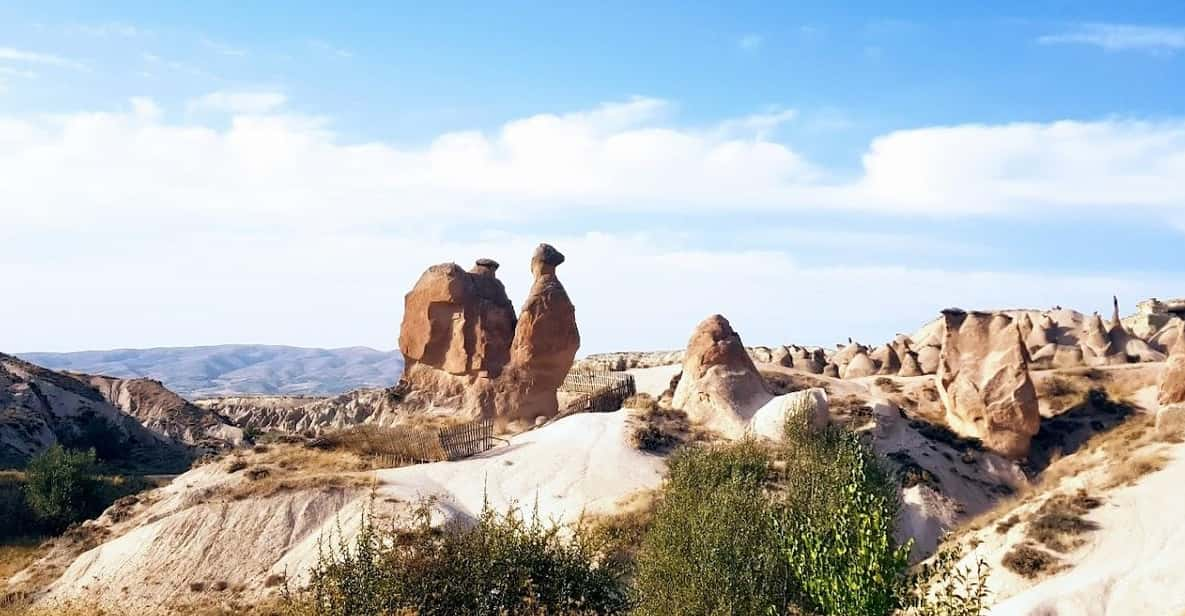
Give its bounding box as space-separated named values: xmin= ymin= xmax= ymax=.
xmin=905 ymin=543 xmax=992 ymax=616
xmin=284 ymin=500 xmax=630 ymax=616
xmin=1001 ymin=544 xmax=1061 ymax=579
xmin=1025 ymin=491 xmax=1101 ymax=552
xmin=625 ymin=401 xmax=693 ymax=453
xmin=633 ymin=416 xmax=920 ymax=616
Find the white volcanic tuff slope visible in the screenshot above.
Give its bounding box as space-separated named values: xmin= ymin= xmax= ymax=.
xmin=989 ymin=447 xmax=1185 ymax=616
xmin=20 ymin=345 xmax=404 ymax=398
xmin=35 ymin=411 xmax=666 ymax=611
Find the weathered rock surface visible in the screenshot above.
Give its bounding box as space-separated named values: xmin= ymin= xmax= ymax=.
xmin=672 ymin=315 xmax=829 ymax=439
xmin=84 ymin=375 xmax=242 ymax=451
xmin=1157 ymin=322 xmax=1185 ymax=439
xmin=398 ymin=244 xmax=580 ymax=427
xmin=843 ymin=350 xmax=879 ymax=379
xmin=503 ymin=244 xmax=582 ymax=421
xmin=899 ymin=351 xmax=924 ymax=377
xmin=935 ymin=310 xmax=1040 ymax=458
xmin=0 ymin=353 xmax=225 ymax=470
xmin=870 ymin=344 xmax=902 ymax=375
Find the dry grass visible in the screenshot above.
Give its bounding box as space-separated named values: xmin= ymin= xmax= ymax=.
xmin=1100 ymin=448 xmax=1171 ymax=490
xmin=1038 ymin=410 xmax=1166 ymax=491
xmin=582 ymin=489 xmax=659 ymax=569
xmin=1001 ymin=544 xmax=1062 ymax=579
xmin=627 ymin=405 xmax=694 ymax=452
xmin=309 ymin=422 xmax=458 ymax=467
xmin=622 ymin=393 xmax=659 ymax=412
xmin=0 ymin=537 xmax=49 ymax=588
xmin=1037 ymin=374 xmax=1090 ymax=413
xmin=1025 ymin=491 xmax=1102 ymax=552
xmin=205 ymin=443 xmax=376 ymax=502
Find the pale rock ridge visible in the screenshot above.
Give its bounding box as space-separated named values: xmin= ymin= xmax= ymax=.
xmin=935 ymin=309 xmax=1040 ymax=458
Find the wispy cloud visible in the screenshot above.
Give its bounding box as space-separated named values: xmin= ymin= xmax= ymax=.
xmin=714 ymin=107 xmax=797 ymax=138
xmin=142 ymin=52 xmax=212 ymax=78
xmin=187 ymin=90 xmax=287 ymax=114
xmin=202 ymin=38 xmax=248 ymax=57
xmin=309 ymin=39 xmax=354 ymax=58
xmin=738 ymin=33 xmax=763 ymax=52
xmin=1039 ymin=23 xmax=1185 ymax=53
xmin=63 ymin=21 xmax=147 ymax=38
xmin=0 ymin=66 xmax=38 ymax=79
xmin=0 ymin=47 xmax=87 ymax=70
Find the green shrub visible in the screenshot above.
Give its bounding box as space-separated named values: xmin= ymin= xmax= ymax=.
xmin=778 ymin=419 xmax=910 ymax=615
xmin=22 ymin=446 xmax=97 ymax=532
xmin=634 ymin=418 xmax=919 ymax=616
xmin=905 ymin=543 xmax=992 ymax=616
xmin=286 ymin=500 xmax=630 ymax=615
xmin=632 ymin=442 xmax=786 ymax=615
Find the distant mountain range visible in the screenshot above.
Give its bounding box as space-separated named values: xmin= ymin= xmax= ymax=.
xmin=19 ymin=345 xmax=404 ymax=399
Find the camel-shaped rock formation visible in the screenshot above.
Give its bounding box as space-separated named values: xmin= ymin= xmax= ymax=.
xmin=398 ymin=244 xmax=580 ymax=427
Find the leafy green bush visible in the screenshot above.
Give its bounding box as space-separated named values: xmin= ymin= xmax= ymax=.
xmin=286 ymin=500 xmax=630 ymax=616
xmin=22 ymin=446 xmax=97 ymax=532
xmin=632 ymin=442 xmax=786 ymax=615
xmin=634 ymin=418 xmax=919 ymax=616
xmin=778 ymin=419 xmax=911 ymax=615
xmin=905 ymin=543 xmax=992 ymax=616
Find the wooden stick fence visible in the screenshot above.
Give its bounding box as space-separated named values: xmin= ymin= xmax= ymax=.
xmin=374 ymin=416 xmax=496 ymax=467
xmin=560 ymin=371 xmax=637 ymax=413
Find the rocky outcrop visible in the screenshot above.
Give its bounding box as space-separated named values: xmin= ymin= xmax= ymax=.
xmin=935 ymin=310 xmax=1040 ymax=458
xmin=870 ymin=345 xmax=902 ymax=376
xmin=1156 ymin=322 xmax=1185 ymax=440
xmin=843 ymin=350 xmax=879 ymax=379
xmin=503 ymin=244 xmax=582 ymax=421
xmin=899 ymin=351 xmax=924 ymax=377
xmin=0 ymin=353 xmax=199 ymax=470
xmin=398 ymin=244 xmax=580 ymax=427
xmin=84 ymin=375 xmax=242 ymax=451
xmin=672 ymin=315 xmax=827 ymax=439
xmin=917 ymin=345 xmax=942 ymax=375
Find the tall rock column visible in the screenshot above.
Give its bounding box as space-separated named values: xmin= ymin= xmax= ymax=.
xmin=501 ymin=244 xmax=581 ymax=424
xmin=936 ymin=309 xmax=1041 ymax=458
xmin=1156 ymin=322 xmax=1185 ymax=440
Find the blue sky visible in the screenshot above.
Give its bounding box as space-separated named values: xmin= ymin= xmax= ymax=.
xmin=1 ymin=2 xmax=1183 ymax=354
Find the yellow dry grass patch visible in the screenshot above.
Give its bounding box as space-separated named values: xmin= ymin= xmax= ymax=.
xmin=0 ymin=538 xmax=49 ymax=588
xmin=210 ymin=443 xmax=375 ymax=502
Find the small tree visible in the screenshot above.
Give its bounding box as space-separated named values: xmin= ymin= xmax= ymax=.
xmin=23 ymin=445 xmax=97 ymax=531
xmin=632 ymin=442 xmax=787 ymax=615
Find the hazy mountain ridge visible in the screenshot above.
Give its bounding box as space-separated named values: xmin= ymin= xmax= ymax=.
xmin=19 ymin=345 xmax=404 ymax=399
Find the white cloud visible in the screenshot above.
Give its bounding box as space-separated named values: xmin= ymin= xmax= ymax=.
xmin=142 ymin=52 xmax=212 ymax=78
xmin=1 ymin=97 xmax=1180 ymax=351
xmin=0 ymin=47 xmax=86 ymax=70
xmin=309 ymin=40 xmax=354 ymax=58
xmin=738 ymin=34 xmax=763 ymax=51
xmin=0 ymin=228 xmax=1167 ymax=353
xmin=201 ymin=38 xmax=248 ymax=57
xmin=1039 ymin=23 xmax=1185 ymax=52
xmin=187 ymin=90 xmax=288 ymax=114
xmin=0 ymin=66 xmax=37 ymax=79
xmin=1 ymin=98 xmax=1183 ymax=241
xmin=851 ymin=120 xmax=1185 ymax=214
xmin=63 ymin=22 xmax=147 ymax=38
